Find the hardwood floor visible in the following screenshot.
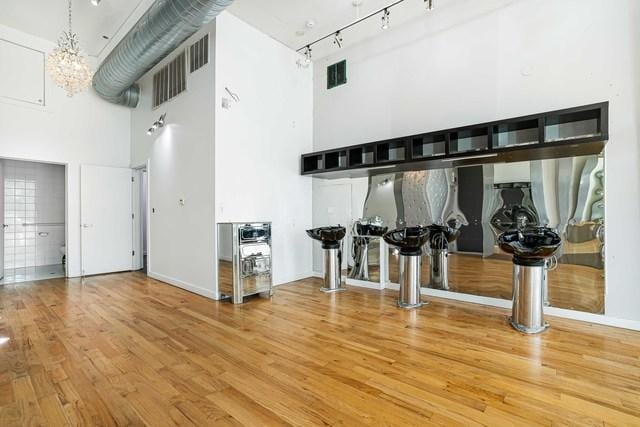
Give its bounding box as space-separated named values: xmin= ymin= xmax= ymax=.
xmin=1 ymin=273 xmax=639 ymax=426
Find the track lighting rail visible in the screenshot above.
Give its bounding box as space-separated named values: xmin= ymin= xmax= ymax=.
xmin=296 ymin=0 xmax=407 ymax=53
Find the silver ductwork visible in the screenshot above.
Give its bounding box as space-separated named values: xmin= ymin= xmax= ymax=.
xmin=92 ymin=0 xmax=233 ymax=107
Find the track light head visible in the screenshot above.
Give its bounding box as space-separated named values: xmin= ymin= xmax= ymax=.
xmin=147 ymin=113 xmax=166 ymax=135
xmin=333 ymin=31 xmax=343 ymax=49
xmin=304 ymin=45 xmax=312 ymax=63
xmin=424 ymin=0 xmax=434 ymax=10
xmin=381 ymin=9 xmax=390 ymax=30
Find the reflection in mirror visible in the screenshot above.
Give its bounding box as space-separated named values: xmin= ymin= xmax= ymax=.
xmin=361 ymin=155 xmax=604 ymax=314
xmin=347 ymin=217 xmax=386 ymax=283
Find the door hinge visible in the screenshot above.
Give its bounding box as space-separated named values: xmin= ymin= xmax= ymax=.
xmin=132 ymin=213 xmax=135 ymax=219
xmin=131 ymin=176 xmax=135 ymax=182
xmin=132 ymin=250 xmax=135 ymax=256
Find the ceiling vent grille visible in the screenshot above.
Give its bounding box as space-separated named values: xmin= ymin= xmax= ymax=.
xmin=152 ymin=51 xmax=186 ymax=109
xmin=189 ymin=34 xmax=209 ymax=73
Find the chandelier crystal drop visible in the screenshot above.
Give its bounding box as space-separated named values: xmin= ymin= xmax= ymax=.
xmin=47 ymin=0 xmax=93 ymax=97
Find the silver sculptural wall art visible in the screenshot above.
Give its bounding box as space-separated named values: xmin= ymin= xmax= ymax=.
xmin=346 ymin=155 xmax=605 ymax=314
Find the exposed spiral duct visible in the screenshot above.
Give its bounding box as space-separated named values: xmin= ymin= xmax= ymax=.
xmin=92 ymin=0 xmax=233 ymax=107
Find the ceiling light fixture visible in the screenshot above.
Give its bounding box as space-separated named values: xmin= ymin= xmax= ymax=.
xmin=381 ymin=9 xmax=390 ymax=30
xmin=91 ymin=0 xmax=102 ymax=5
xmin=296 ymin=0 xmax=428 ymax=63
xmin=147 ymin=113 xmax=166 ymax=136
xmin=304 ymin=45 xmax=312 ymax=64
xmin=47 ymin=0 xmax=93 ymax=97
xmin=333 ymin=31 xmax=343 ymax=49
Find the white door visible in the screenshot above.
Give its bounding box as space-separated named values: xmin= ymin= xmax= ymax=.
xmin=0 ymin=160 xmax=4 ymax=280
xmin=81 ymin=165 xmax=133 ymax=276
xmin=131 ymin=169 xmax=144 ymax=271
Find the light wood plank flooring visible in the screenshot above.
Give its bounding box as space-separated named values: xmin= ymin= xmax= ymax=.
xmin=0 ymin=273 xmax=639 ymax=426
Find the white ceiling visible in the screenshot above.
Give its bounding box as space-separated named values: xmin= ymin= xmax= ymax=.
xmin=0 ymin=0 xmax=149 ymax=57
xmin=228 ymin=0 xmax=444 ymax=58
xmin=1 ymin=0 xmax=443 ymax=60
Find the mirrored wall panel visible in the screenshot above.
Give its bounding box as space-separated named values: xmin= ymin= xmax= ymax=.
xmin=360 ymin=155 xmax=604 ymax=314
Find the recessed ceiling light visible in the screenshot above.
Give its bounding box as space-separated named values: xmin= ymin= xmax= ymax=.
xmin=305 ymin=20 xmax=315 ymax=29
xmin=91 ymin=0 xmax=102 ymax=6
xmin=295 ymin=30 xmax=305 ymax=37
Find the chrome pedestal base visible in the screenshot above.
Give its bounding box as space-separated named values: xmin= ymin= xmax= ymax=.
xmin=509 ymin=317 xmax=549 ymax=334
xmin=510 ymin=263 xmax=548 ymax=334
xmin=320 ymin=286 xmax=346 ymax=293
xmin=322 ymin=247 xmax=344 ymax=293
xmin=398 ymin=254 xmax=424 ymax=309
xmin=397 ymin=300 xmax=426 ymax=309
xmin=428 ymin=248 xmax=449 ymax=290
xmin=349 ymin=237 xmax=370 ymax=281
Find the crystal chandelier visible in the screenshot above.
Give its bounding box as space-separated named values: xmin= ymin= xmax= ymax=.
xmin=47 ymin=0 xmax=93 ymax=97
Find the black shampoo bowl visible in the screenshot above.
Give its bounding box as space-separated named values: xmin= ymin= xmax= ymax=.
xmin=355 ymin=223 xmax=388 ymax=237
xmin=426 ymin=225 xmax=460 ymax=249
xmin=306 ymin=226 xmax=346 ymax=249
xmin=383 ymin=227 xmax=430 ymax=256
xmin=498 ymin=227 xmax=562 ymax=266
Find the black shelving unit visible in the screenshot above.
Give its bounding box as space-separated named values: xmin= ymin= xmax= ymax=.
xmin=301 ymin=102 xmax=608 ymax=179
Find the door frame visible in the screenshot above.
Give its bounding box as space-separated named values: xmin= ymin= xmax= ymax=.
xmin=132 ymin=161 xmax=151 ymax=274
xmin=0 ymin=155 xmax=68 ymax=282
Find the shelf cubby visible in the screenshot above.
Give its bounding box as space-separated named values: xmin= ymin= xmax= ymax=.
xmin=544 ymin=108 xmax=602 ymax=143
xmin=411 ymin=133 xmax=447 ymax=159
xmin=377 ymin=139 xmax=407 ymax=163
xmin=348 ymin=145 xmax=375 ymax=167
xmin=324 ymin=151 xmax=347 ymax=170
xmin=449 ymin=127 xmax=489 ymax=154
xmin=493 ymin=118 xmax=540 ymax=149
xmin=302 ymin=154 xmax=323 ymax=173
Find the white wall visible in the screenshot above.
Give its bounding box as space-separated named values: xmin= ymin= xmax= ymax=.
xmin=130 ymin=24 xmax=217 ymax=297
xmin=130 ymin=12 xmax=314 ymax=295
xmin=215 ymin=13 xmax=314 ymax=286
xmin=312 ymin=0 xmax=640 ymax=321
xmin=0 ymin=25 xmax=131 ymax=277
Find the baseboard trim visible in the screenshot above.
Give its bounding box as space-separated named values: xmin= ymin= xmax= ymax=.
xmin=381 ymin=281 xmax=640 ymax=331
xmin=345 ymin=278 xmax=386 ymax=290
xmin=148 ymin=271 xmax=218 ymax=300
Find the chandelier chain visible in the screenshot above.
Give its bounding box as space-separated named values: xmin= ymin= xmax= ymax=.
xmin=68 ymin=0 xmax=73 ymax=33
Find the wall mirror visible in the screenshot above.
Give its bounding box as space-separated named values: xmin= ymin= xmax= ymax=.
xmin=338 ymin=154 xmax=605 ymax=314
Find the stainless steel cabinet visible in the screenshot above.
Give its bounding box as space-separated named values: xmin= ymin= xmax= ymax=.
xmin=217 ymin=222 xmax=273 ymax=304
